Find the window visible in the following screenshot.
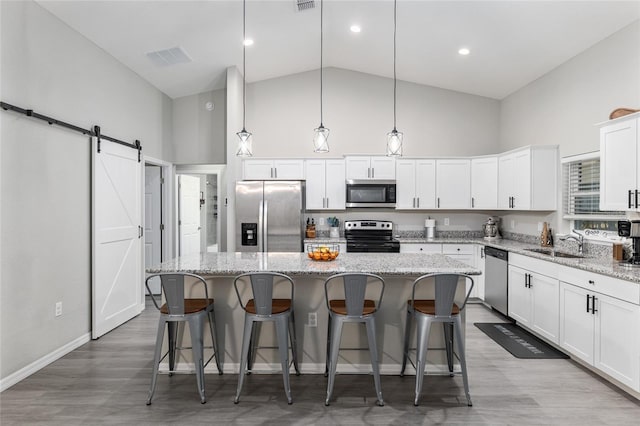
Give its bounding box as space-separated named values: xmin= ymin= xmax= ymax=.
xmin=562 ymin=152 xmax=624 ymax=232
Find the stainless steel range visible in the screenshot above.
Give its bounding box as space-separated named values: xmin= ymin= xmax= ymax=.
xmin=344 ymin=220 xmax=400 ymax=253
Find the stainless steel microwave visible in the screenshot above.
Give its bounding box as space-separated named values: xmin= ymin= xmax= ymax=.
xmin=345 ymin=180 xmax=396 ymax=208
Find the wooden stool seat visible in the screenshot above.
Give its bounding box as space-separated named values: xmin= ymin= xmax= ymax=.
xmin=329 ymin=299 xmax=376 ymax=316
xmin=246 ymin=298 xmax=292 ymax=315
xmin=160 ymin=298 xmax=214 ymax=315
xmin=407 ymin=300 xmax=460 ymax=316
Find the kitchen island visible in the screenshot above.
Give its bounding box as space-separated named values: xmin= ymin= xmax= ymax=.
xmin=147 ymin=252 xmax=481 ymax=375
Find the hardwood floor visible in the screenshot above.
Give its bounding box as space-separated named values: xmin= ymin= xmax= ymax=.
xmin=2 ymin=301 xmax=638 ymax=425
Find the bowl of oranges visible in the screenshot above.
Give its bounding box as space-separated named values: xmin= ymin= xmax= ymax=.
xmin=307 ymin=244 xmax=340 ymax=261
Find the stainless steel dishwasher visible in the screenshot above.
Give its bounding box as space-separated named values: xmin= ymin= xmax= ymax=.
xmin=484 ymin=246 xmax=509 ymax=316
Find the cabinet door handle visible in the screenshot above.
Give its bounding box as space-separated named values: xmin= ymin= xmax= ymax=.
xmin=417 ymin=198 xmax=419 ymax=208
xmin=326 ymin=198 xmax=329 ymax=209
xmin=412 ymin=198 xmax=415 ymax=208
xmin=636 ymin=190 xmax=639 ymax=209
xmin=480 ymin=248 xmax=485 ymax=258
xmin=372 ymin=168 xmax=375 ymax=178
xmin=588 ymin=279 xmax=595 ymax=285
xmin=586 ymin=294 xmax=591 ymax=313
xmin=471 ymin=197 xmax=475 ymax=208
xmin=629 ymin=190 xmax=634 ymax=209
xmin=592 ymin=296 xmax=598 ymax=314
xmin=368 ymin=167 xmax=371 ymax=178
xmin=437 ymin=197 xmax=440 ymax=208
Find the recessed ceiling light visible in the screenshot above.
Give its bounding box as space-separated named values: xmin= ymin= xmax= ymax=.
xmin=243 ymin=38 xmax=254 ymax=46
xmin=350 ymin=25 xmax=361 ymax=33
xmin=458 ymin=47 xmax=470 ymax=56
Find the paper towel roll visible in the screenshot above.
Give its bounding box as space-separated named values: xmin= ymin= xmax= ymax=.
xmin=425 ymin=219 xmax=436 ymax=227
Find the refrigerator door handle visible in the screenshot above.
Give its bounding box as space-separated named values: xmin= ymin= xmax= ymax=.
xmin=258 ymin=200 xmax=264 ymax=251
xmin=263 ymin=200 xmax=268 ymax=252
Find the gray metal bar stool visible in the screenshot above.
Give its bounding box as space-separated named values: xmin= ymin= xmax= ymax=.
xmin=323 ymin=273 xmax=385 ymax=406
xmin=400 ymin=273 xmax=474 ymax=406
xmin=233 ymin=272 xmax=300 ymax=404
xmin=145 ymin=272 xmax=223 ymax=405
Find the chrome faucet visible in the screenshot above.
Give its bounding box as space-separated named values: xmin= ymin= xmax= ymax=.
xmin=558 ymin=230 xmax=584 ymax=254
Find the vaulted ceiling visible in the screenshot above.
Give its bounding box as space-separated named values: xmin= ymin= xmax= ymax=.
xmin=38 ymin=0 xmax=640 ymax=100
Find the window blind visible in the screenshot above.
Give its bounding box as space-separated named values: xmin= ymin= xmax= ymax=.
xmin=562 ymin=155 xmax=623 ymax=220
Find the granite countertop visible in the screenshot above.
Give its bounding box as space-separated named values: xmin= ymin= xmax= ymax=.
xmin=147 ymin=252 xmax=481 ymax=277
xmin=398 ymin=237 xmax=640 ymax=284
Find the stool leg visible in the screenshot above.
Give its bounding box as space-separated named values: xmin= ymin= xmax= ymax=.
xmin=275 ymin=315 xmax=293 ymax=404
xmin=365 ymin=316 xmax=384 ymax=406
xmin=189 ymin=316 xmax=206 ymax=404
xmin=325 ymin=316 xmax=343 ymax=406
xmin=324 ymin=314 xmax=332 ymax=377
xmin=247 ymin=322 xmax=261 ymax=373
xmin=289 ymin=310 xmax=300 ymax=375
xmin=167 ymin=321 xmax=177 ymax=376
xmin=234 ymin=315 xmax=254 ymax=404
xmin=414 ymin=316 xmax=432 ymax=406
xmin=443 ymin=322 xmax=454 ymax=376
xmin=147 ymin=317 xmax=166 ymax=405
xmin=208 ymin=308 xmax=223 ymax=375
xmin=400 ymin=308 xmax=412 ymax=377
xmin=454 ymin=316 xmax=472 ymax=407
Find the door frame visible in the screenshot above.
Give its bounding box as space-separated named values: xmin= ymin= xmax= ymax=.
xmin=143 ymin=156 xmax=174 ymax=266
xmin=175 ymin=165 xmax=226 ymax=254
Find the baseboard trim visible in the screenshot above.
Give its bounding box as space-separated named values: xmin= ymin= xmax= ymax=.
xmin=0 ymin=333 xmax=91 ymax=392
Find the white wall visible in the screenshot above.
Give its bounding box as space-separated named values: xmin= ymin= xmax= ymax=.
xmin=172 ymin=89 xmax=226 ymax=164
xmin=499 ymin=20 xmax=640 ymax=235
xmin=0 ymin=1 xmax=172 ymax=382
xmin=246 ymin=67 xmax=501 ymax=158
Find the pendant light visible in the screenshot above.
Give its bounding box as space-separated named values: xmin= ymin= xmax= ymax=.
xmin=236 ymin=0 xmax=252 ymax=157
xmin=313 ymin=0 xmax=329 ymax=153
xmin=386 ymin=0 xmax=403 ymax=156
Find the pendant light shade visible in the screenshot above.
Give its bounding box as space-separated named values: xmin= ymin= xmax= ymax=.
xmin=313 ymin=0 xmax=329 ymax=153
xmin=236 ymin=0 xmax=252 ymax=157
xmin=386 ymin=0 xmax=402 ymax=157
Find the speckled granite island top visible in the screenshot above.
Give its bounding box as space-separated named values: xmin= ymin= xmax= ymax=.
xmin=147 ymin=252 xmax=481 ymax=276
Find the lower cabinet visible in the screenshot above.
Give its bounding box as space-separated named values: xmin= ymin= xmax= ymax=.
xmin=508 ymin=255 xmax=560 ymax=344
xmin=560 ymin=280 xmax=640 ymax=391
xmin=399 ymin=243 xmax=442 ymax=254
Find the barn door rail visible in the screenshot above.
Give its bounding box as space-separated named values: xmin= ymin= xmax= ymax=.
xmin=1 ymin=101 xmax=142 ymax=161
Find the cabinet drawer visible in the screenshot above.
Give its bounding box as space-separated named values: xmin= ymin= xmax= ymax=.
xmin=400 ymin=243 xmax=442 ymax=254
xmin=442 ymin=244 xmax=474 ymax=255
xmin=509 ymin=253 xmax=557 ymax=279
xmin=558 ymin=265 xmax=640 ymax=305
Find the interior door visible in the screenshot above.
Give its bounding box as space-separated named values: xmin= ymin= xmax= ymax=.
xmin=179 ymin=175 xmax=202 ymax=256
xmin=92 ymin=137 xmax=143 ymax=339
xmin=144 ymin=166 xmax=162 ymax=294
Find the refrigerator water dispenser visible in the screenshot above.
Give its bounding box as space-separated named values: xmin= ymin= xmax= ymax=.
xmin=241 ymin=223 xmax=258 ymax=246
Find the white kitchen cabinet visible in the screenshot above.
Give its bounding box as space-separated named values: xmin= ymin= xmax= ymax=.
xmin=471 ymin=157 xmax=498 ymax=209
xmin=559 ymin=267 xmax=640 ymax=391
xmin=498 ymin=146 xmax=558 ymax=210
xmin=508 ymin=254 xmax=560 ymax=343
xmin=345 ymin=156 xmax=395 ymax=180
xmin=442 ymin=244 xmax=476 ymax=296
xmin=436 ymin=159 xmax=471 ymax=209
xmin=396 ymin=159 xmax=436 ymax=209
xmin=599 ymin=114 xmax=640 ymax=211
xmin=243 ymin=159 xmax=304 ymax=180
xmin=305 ymin=159 xmax=346 ymax=210
xmin=399 ymin=243 xmax=442 ymax=254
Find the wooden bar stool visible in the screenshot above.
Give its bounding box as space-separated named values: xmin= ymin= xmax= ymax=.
xmin=145 ymin=273 xmax=223 ymax=405
xmin=400 ymin=273 xmax=474 ymax=406
xmin=323 ymin=273 xmax=385 ymax=406
xmin=233 ymin=272 xmax=300 ymax=404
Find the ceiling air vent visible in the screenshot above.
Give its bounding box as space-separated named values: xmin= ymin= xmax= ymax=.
xmin=146 ymin=46 xmax=192 ymax=67
xmin=296 ymin=0 xmax=315 ymax=12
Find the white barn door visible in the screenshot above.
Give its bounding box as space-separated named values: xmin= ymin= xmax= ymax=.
xmin=92 ymin=137 xmax=143 ymax=339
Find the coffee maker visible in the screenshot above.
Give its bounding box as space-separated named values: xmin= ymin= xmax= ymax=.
xmin=618 ymin=220 xmax=640 ymax=265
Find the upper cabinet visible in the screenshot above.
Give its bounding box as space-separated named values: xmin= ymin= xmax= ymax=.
xmin=471 ymin=157 xmax=498 ymax=209
xmin=498 ymin=146 xmax=558 ymax=210
xmin=436 ymin=159 xmax=471 ymax=209
xmin=599 ymin=114 xmax=640 ymax=211
xmin=305 ymin=159 xmax=346 ymax=210
xmin=396 ymin=159 xmax=436 ymax=209
xmin=243 ymin=159 xmax=304 ymax=180
xmin=345 ymin=156 xmax=396 ymax=180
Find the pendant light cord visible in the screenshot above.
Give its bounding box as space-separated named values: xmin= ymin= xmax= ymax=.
xmin=320 ymin=0 xmax=324 ymax=127
xmin=242 ymin=0 xmax=247 ymax=130
xmin=393 ymin=0 xmax=397 ymax=131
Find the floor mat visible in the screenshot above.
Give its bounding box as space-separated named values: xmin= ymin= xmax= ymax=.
xmin=474 ymin=322 xmax=569 ymax=359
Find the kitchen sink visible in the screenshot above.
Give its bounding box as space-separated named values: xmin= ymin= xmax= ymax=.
xmin=524 ymin=248 xmax=584 ymax=259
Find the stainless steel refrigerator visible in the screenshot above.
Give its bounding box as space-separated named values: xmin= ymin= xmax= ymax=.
xmin=235 ymin=181 xmax=305 ymax=252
